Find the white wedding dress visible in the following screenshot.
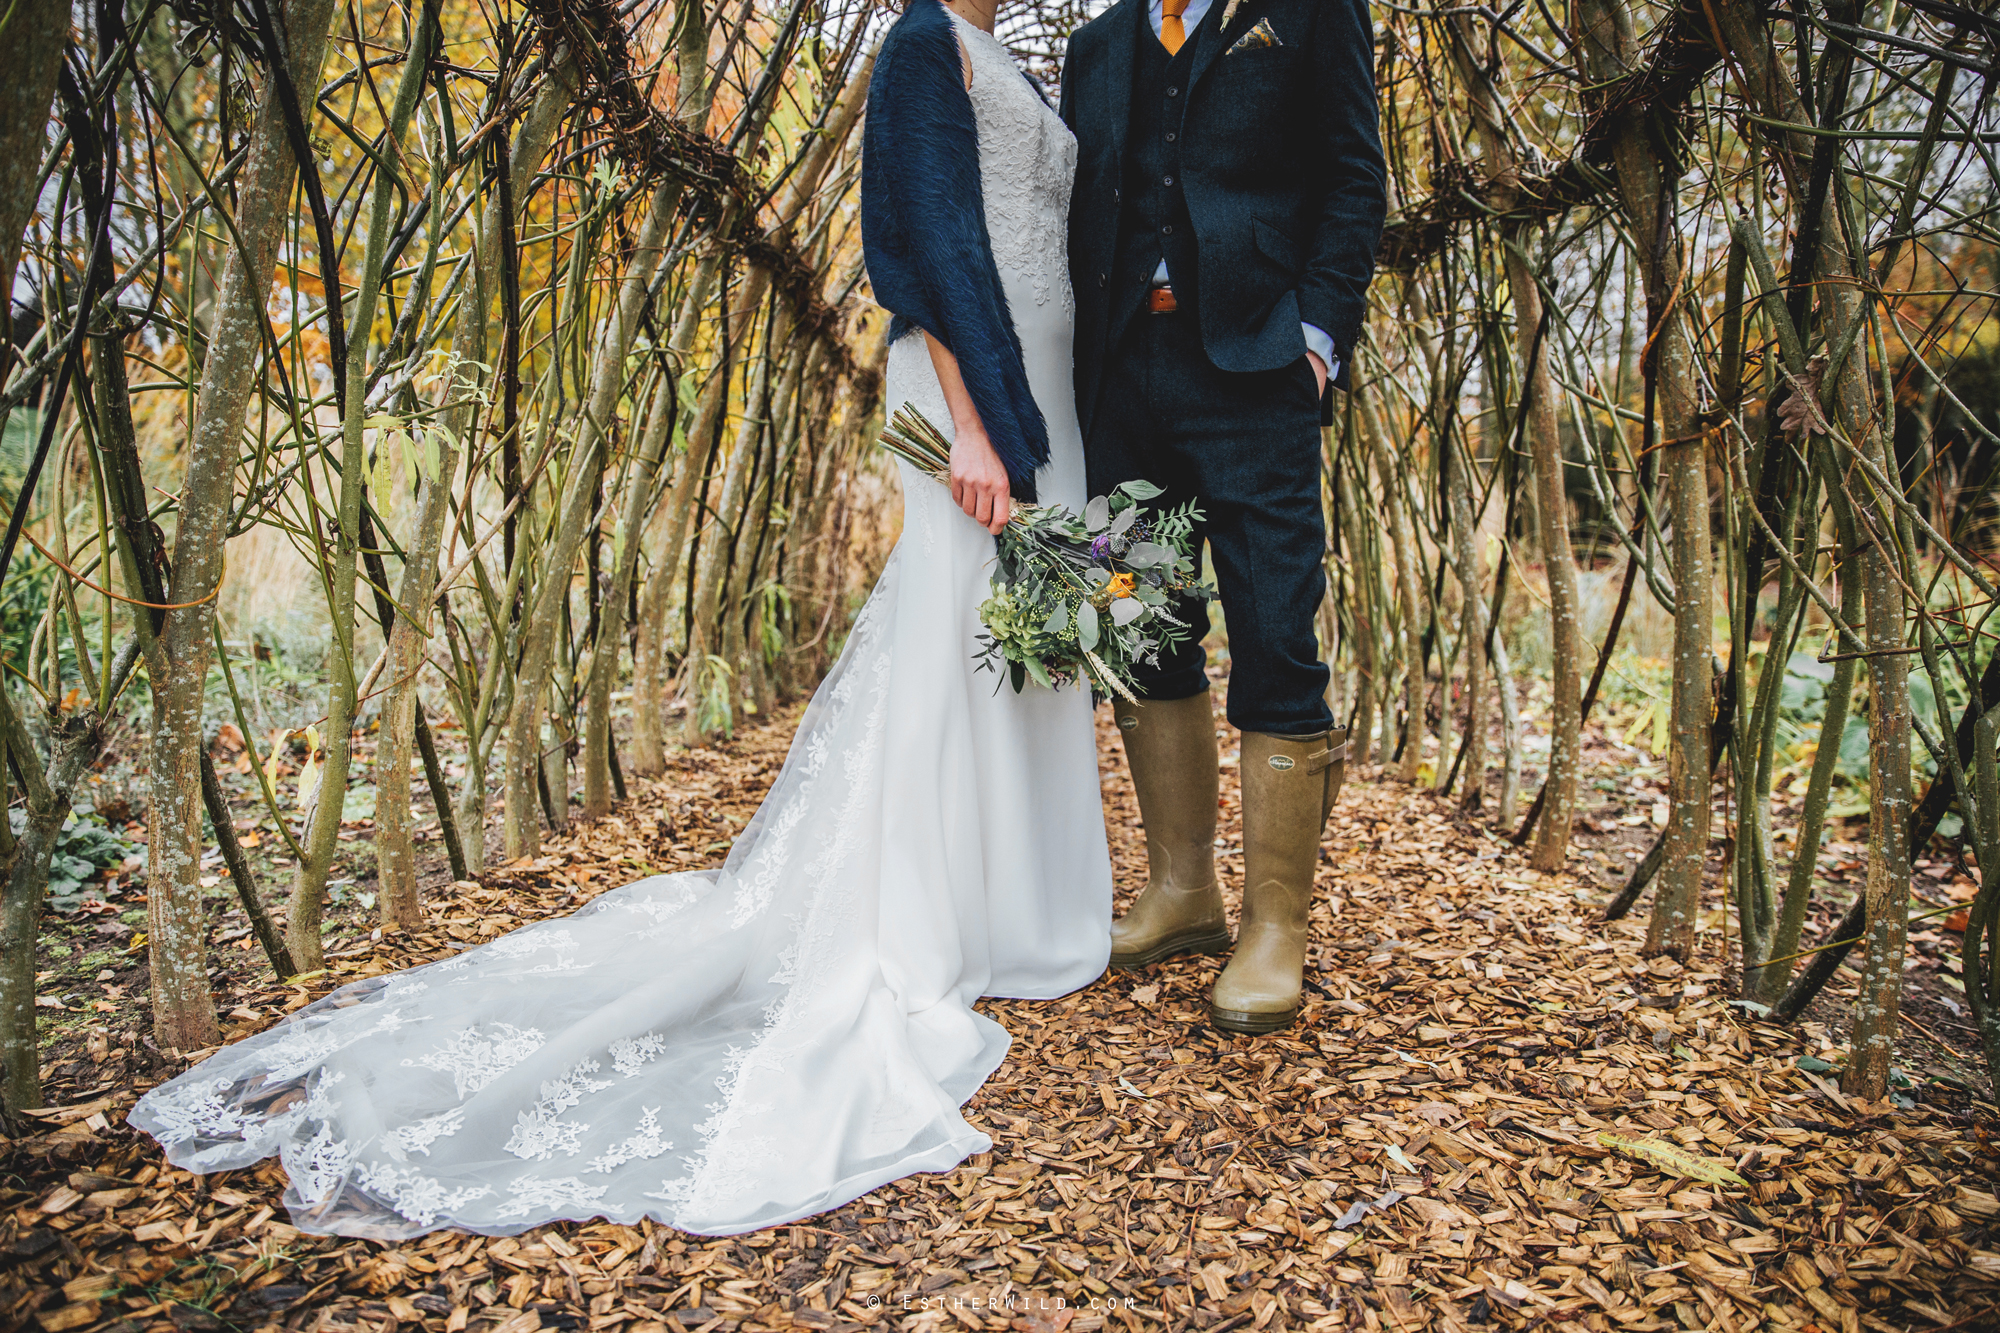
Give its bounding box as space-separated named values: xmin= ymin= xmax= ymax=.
xmin=132 ymin=15 xmax=1108 ymax=1239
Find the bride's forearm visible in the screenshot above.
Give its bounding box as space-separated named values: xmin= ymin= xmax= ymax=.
xmin=923 ymin=332 xmax=985 ymax=436
xmin=920 ymin=331 xmax=1012 ymax=533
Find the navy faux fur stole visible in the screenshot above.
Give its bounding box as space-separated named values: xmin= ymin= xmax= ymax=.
xmin=861 ymin=0 xmax=1050 ymax=502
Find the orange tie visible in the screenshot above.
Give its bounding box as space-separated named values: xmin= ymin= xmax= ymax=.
xmin=1160 ymin=0 xmax=1189 ymax=54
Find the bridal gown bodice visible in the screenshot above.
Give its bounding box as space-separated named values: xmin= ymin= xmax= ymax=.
xmin=132 ymin=14 xmax=1111 ymax=1239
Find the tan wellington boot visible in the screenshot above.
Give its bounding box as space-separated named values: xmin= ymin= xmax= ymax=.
xmin=1210 ymin=728 xmax=1349 ymax=1034
xmin=1109 ymin=692 xmax=1230 ymax=968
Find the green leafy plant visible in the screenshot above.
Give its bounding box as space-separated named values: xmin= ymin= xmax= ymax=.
xmin=11 ymin=808 xmax=140 ymax=910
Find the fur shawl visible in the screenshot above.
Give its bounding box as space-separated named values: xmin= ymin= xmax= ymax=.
xmin=862 ymin=0 xmax=1049 ymax=502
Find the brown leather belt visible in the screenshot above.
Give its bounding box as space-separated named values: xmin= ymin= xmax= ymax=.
xmin=1148 ymin=284 xmax=1179 ymax=314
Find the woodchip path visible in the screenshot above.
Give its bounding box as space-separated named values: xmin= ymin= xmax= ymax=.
xmin=5 ymin=697 xmax=1998 ymax=1333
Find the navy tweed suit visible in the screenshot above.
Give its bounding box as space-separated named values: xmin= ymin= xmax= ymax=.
xmin=1059 ymin=0 xmax=1386 ymax=735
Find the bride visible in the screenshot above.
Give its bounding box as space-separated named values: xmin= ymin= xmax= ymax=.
xmin=132 ymin=0 xmax=1110 ymax=1238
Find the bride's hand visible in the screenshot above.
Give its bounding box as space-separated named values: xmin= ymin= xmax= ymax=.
xmin=949 ymin=418 xmax=1012 ymax=534
xmin=920 ymin=330 xmax=1012 ymax=534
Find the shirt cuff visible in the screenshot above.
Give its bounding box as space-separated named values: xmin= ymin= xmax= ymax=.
xmin=1302 ymin=321 xmax=1337 ymax=378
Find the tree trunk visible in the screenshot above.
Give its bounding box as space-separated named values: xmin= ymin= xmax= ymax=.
xmin=287 ymin=18 xmax=432 ymax=970
xmin=718 ymin=345 xmax=810 ymax=726
xmin=629 ymin=531 xmax=675 ymax=775
xmin=1444 ymin=17 xmax=1579 ymax=865
xmin=0 ymin=0 xmax=64 ymax=374
xmin=147 ymin=0 xmax=337 ymax=1049
xmin=1705 ymin=0 xmax=1915 ymax=1084
xmin=1446 ymin=437 xmax=1487 ymax=808
xmin=0 ymin=0 xmax=66 ymax=409
xmin=1360 ymin=390 xmax=1425 ymax=783
xmin=0 ymin=691 xmax=100 ymax=1120
xmin=503 ymin=180 xmax=680 ymax=860
xmin=1761 ymin=566 xmax=1861 ymax=1001
xmin=1838 ymin=330 xmax=1913 ymax=1100
xmin=1847 ymin=518 xmax=1912 ymax=1099
xmin=611 ymin=0 xmax=723 ymax=776
xmin=583 ymin=373 xmax=678 ymax=816
xmin=1335 ymin=445 xmax=1377 ymax=767
xmin=1572 ymin=0 xmax=1711 ymax=959
xmin=657 ymin=45 xmax=872 ymax=742
xmin=684 ymin=332 xmax=810 ymax=744
xmin=1493 ymin=631 xmax=1524 ymax=827
xmin=543 ymin=693 xmax=572 ymax=832
xmin=1509 ymin=240 xmax=1583 ymax=873
xmin=1647 ymin=423 xmax=1711 ymax=958
xmin=199 ymin=747 xmax=295 ymax=979
xmin=375 ymin=72 xmax=572 ymax=909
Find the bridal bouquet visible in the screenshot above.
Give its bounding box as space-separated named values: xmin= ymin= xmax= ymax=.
xmin=878 ymin=406 xmax=1214 ymax=701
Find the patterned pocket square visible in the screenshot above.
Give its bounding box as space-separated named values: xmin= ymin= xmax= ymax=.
xmin=1229 ymin=18 xmax=1281 ymax=53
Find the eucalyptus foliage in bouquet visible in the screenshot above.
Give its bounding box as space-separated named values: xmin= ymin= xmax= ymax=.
xmin=878 ymin=406 xmax=1214 ymax=701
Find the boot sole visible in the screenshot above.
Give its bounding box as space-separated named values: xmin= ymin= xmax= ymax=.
xmin=1109 ymin=928 xmax=1234 ymax=970
xmin=1208 ymin=1003 xmax=1300 ymax=1035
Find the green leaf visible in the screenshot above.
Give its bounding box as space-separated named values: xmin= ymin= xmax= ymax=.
xmin=1119 ymin=479 xmax=1165 ymax=500
xmin=1085 ymin=496 xmax=1112 ymax=532
xmin=1042 ymin=602 xmax=1070 ymax=635
xmin=1797 ymin=1055 xmax=1834 ymax=1073
xmin=1079 ymin=601 xmax=1100 ymax=651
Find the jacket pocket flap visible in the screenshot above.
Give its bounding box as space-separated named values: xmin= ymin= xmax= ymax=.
xmin=1251 ymin=218 xmax=1301 ymax=272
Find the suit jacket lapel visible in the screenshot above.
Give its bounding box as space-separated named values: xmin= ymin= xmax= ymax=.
xmin=1185 ymin=0 xmax=1259 ymax=95
xmin=1098 ymin=0 xmax=1149 ymax=186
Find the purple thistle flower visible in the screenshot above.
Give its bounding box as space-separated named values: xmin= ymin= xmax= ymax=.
xmin=1089 ymin=534 xmax=1113 ymax=562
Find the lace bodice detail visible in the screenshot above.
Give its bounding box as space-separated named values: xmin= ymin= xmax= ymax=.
xmin=949 ymin=12 xmax=1076 ymax=321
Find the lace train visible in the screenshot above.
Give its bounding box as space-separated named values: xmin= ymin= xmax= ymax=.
xmin=132 ymin=2 xmax=1104 ymax=1239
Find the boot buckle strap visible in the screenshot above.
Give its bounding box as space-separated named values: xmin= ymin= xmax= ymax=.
xmin=1305 ymin=740 xmax=1349 ymax=776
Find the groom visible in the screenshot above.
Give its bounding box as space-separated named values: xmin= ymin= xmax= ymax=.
xmin=1060 ymin=0 xmax=1385 ymax=1033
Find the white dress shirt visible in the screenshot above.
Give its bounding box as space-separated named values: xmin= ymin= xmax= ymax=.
xmin=1145 ymin=0 xmax=1337 ymax=381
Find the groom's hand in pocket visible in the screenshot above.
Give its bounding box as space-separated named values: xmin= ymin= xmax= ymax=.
xmin=950 ymin=420 xmax=1013 ymax=534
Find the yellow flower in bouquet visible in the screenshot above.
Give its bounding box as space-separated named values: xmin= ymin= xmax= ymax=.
xmin=1105 ymin=573 xmax=1137 ymax=599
